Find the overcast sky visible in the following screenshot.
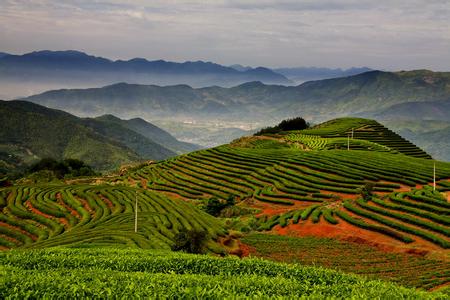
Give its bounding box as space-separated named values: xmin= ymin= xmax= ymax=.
xmin=1 ymin=0 xmax=449 ymax=70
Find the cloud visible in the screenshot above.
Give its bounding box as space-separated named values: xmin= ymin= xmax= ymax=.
xmin=0 ymin=0 xmax=449 ymax=70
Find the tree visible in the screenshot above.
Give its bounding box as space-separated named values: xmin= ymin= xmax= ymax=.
xmin=204 ymin=195 xmax=237 ymax=217
xmin=172 ymin=228 xmax=209 ymax=254
xmin=255 ymin=117 xmax=309 ymax=135
xmin=360 ymin=182 xmax=375 ymax=201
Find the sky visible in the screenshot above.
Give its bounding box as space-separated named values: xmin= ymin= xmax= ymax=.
xmin=0 ymin=0 xmax=449 ymax=70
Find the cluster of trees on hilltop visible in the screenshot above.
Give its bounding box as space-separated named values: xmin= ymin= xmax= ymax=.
xmin=28 ymin=158 xmax=97 ymax=179
xmin=255 ymin=117 xmax=310 ymax=135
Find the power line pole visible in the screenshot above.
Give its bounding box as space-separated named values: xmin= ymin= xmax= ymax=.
xmin=352 ymin=128 xmax=354 ymax=139
xmin=135 ymin=190 xmax=138 ymax=233
xmin=347 ymin=134 xmax=350 ymax=151
xmin=433 ymin=162 xmax=436 ymax=191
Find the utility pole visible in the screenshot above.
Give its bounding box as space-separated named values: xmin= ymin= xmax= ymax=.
xmin=347 ymin=134 xmax=350 ymax=151
xmin=433 ymin=162 xmax=436 ymax=191
xmin=352 ymin=128 xmax=354 ymax=139
xmin=134 ymin=190 xmax=138 ymax=233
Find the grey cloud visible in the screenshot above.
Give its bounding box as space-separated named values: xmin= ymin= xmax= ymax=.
xmin=0 ymin=0 xmax=449 ymax=70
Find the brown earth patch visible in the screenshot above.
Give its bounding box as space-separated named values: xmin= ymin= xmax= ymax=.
xmin=430 ymin=282 xmax=450 ymax=292
xmin=252 ymin=200 xmax=311 ymax=217
xmin=267 ymin=217 xmax=447 ymax=258
xmin=238 ymin=242 xmax=256 ymax=257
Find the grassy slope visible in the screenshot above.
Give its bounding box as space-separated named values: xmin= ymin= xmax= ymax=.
xmin=0 ymin=100 xmax=140 ymax=171
xmin=0 ymin=247 xmax=445 ymax=298
xmin=82 ymin=116 xmax=176 ymax=160
xmin=0 ymin=100 xmax=183 ymax=172
xmin=95 ymin=114 xmax=201 ymax=154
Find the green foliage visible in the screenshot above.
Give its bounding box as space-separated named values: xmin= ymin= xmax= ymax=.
xmin=204 ymin=195 xmax=236 ymax=217
xmin=1 ymin=248 xmax=445 ymax=299
xmin=171 ymin=228 xmax=209 ymax=254
xmin=28 ymin=158 xmax=96 ymax=179
xmin=359 ymin=182 xmax=375 ymax=201
xmin=0 ymin=100 xmax=188 ymax=173
xmin=255 ymin=117 xmax=309 ymax=135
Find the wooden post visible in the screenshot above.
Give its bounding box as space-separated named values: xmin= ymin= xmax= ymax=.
xmin=352 ymin=128 xmax=354 ymax=139
xmin=347 ymin=134 xmax=350 ymax=151
xmin=135 ymin=190 xmax=138 ymax=233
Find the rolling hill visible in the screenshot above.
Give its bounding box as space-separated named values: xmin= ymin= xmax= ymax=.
xmin=1 ymin=117 xmax=449 ymax=293
xmin=0 ymin=100 xmax=199 ymax=173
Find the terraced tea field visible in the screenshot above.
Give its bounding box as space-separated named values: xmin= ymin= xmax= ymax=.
xmin=1 ymin=117 xmax=448 ymax=295
xmin=288 ymin=117 xmax=431 ymax=158
xmin=0 ymin=185 xmax=224 ymax=250
xmin=120 ymin=143 xmax=450 ymax=249
xmin=243 ymin=234 xmax=450 ymax=291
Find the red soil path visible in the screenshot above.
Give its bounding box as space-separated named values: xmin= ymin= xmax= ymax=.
xmin=25 ymin=201 xmax=69 ymax=227
xmin=0 ymin=233 xmax=21 ymax=247
xmin=56 ymin=193 xmax=81 ymax=219
xmin=99 ymin=194 xmax=114 ymax=209
xmin=430 ymin=282 xmax=450 ymax=292
xmin=78 ymin=198 xmax=94 ymax=215
xmin=0 ymin=221 xmax=37 ymax=241
xmin=25 ymin=201 xmax=52 ymax=218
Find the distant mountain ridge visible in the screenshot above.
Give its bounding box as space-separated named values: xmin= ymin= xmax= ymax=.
xmin=0 ymin=50 xmax=292 ymax=98
xmin=0 ymin=100 xmax=200 ymax=173
xmin=273 ymin=66 xmax=373 ymax=83
xmin=23 ymin=70 xmax=450 ymax=123
xmin=364 ymin=100 xmax=450 ymax=121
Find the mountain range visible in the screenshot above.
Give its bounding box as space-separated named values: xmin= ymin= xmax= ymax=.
xmin=273 ymin=66 xmax=373 ymax=84
xmin=0 ymin=50 xmax=375 ymax=99
xmin=23 ymin=69 xmax=450 ymax=123
xmin=19 ymin=69 xmax=450 ymax=161
xmin=0 ymin=100 xmax=200 ymax=174
xmin=0 ymin=50 xmax=291 ymax=98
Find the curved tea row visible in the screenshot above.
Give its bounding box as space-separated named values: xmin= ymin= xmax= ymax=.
xmin=0 ymin=185 xmax=224 ymax=250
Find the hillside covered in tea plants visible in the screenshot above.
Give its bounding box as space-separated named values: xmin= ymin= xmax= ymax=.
xmin=1 ymin=117 xmax=449 ymax=295
xmin=116 ymin=118 xmax=450 ymax=253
